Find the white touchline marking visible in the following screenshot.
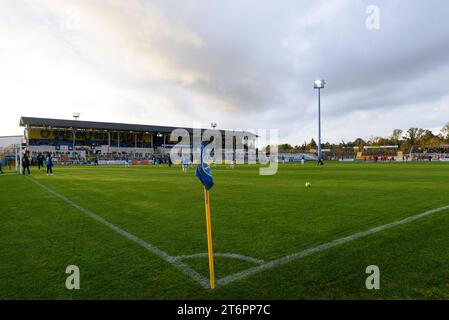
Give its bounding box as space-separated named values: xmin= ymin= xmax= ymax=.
xmin=26 ymin=177 xmax=210 ymax=289
xmin=173 ymin=253 xmax=265 ymax=265
xmin=216 ymin=204 xmax=449 ymax=287
xmin=26 ymin=176 xmax=449 ymax=290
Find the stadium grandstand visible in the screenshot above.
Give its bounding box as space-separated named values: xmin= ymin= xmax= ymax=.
xmin=19 ymin=116 xmax=256 ymax=165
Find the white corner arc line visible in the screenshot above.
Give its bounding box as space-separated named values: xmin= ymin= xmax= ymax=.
xmin=173 ymin=253 xmax=265 ymax=265
xmin=25 ymin=176 xmax=449 ymax=290
xmin=26 ymin=177 xmax=210 ymax=289
xmin=216 ymin=204 xmax=449 ymax=287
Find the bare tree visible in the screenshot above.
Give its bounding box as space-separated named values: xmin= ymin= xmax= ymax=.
xmin=441 ymin=122 xmax=449 ymax=141
xmin=391 ymin=129 xmax=403 ymax=144
xmin=405 ymin=128 xmax=419 ymax=148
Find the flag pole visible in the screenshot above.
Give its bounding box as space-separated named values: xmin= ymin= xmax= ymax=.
xmin=204 ymin=187 xmax=215 ymax=289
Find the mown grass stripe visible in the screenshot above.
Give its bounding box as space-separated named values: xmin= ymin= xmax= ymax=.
xmin=26 ymin=176 xmax=210 ymax=288
xmin=217 ymin=204 xmax=449 ymax=286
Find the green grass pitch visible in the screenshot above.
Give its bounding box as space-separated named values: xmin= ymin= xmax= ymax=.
xmin=1 ymin=162 xmax=449 ymax=299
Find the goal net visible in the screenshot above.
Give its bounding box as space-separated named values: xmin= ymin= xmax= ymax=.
xmin=0 ymin=145 xmax=21 ymax=174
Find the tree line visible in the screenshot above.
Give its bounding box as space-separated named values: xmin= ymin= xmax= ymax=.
xmin=274 ymin=122 xmax=449 ymax=153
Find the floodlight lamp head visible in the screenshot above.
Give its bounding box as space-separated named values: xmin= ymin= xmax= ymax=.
xmin=314 ymin=79 xmax=325 ymax=89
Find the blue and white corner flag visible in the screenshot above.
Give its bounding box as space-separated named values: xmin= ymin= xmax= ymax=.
xmin=195 ymin=140 xmax=215 ymax=288
xmin=195 ymin=141 xmax=214 ymax=190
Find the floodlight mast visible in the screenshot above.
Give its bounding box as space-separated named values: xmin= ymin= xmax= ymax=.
xmin=314 ymin=80 xmax=325 ymax=162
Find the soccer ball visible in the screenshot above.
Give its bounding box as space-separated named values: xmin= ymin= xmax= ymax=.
xmin=305 ymin=182 xmax=311 ymax=188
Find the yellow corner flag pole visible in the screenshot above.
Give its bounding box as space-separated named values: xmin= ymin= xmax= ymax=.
xmin=204 ymin=188 xmax=215 ymax=289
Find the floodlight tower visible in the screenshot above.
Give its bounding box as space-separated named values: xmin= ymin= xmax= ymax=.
xmin=313 ymin=79 xmax=325 ymax=161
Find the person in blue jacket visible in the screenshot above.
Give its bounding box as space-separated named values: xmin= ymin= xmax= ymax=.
xmin=46 ymin=152 xmax=54 ymax=176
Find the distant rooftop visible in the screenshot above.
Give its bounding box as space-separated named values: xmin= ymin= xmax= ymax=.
xmin=0 ymin=135 xmax=23 ymax=148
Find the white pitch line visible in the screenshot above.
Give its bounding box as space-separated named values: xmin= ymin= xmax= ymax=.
xmin=173 ymin=252 xmax=265 ymax=265
xmin=216 ymin=204 xmax=449 ymax=287
xmin=26 ymin=177 xmax=210 ymax=289
xmin=25 ymin=176 xmax=449 ymax=289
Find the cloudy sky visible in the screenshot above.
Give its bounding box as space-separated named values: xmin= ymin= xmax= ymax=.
xmin=1 ymin=0 xmax=448 ymax=144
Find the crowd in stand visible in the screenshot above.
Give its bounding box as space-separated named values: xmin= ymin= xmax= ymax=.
xmin=410 ymin=153 xmax=449 ymax=161
xmin=24 ymin=150 xmax=175 ymax=166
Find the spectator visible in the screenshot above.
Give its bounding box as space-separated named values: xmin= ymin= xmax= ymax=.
xmin=37 ymin=152 xmax=45 ymax=173
xmin=46 ymin=152 xmax=54 ymax=176
xmin=22 ymin=152 xmax=31 ymax=175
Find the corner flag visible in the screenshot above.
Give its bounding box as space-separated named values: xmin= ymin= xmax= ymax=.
xmin=195 ymin=141 xmax=215 ymax=289
xmin=195 ymin=142 xmax=214 ymax=190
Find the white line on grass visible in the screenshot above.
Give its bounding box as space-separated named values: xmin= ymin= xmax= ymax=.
xmin=173 ymin=253 xmax=265 ymax=265
xmin=26 ymin=177 xmax=210 ymax=289
xmin=216 ymin=204 xmax=449 ymax=287
xmin=25 ymin=176 xmax=449 ymax=290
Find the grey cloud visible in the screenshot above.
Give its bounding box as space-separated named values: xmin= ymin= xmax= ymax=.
xmin=2 ymin=0 xmax=449 ymax=143
xmin=147 ymin=0 xmax=449 ymax=128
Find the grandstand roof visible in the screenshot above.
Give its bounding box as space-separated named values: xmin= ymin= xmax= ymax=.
xmin=20 ymin=117 xmax=256 ymax=137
